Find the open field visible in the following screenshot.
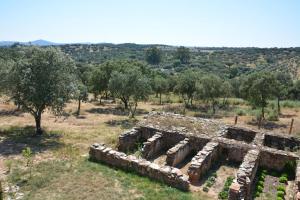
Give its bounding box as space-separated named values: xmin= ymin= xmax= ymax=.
xmin=0 ymin=96 xmax=300 ymax=199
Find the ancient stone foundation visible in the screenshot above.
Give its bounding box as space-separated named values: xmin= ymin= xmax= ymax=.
xmin=89 ymin=143 xmax=190 ymax=191
xmin=188 ymin=142 xmax=220 ymax=183
xmin=229 ymin=150 xmax=260 ymax=200
xmin=166 ymin=138 xmax=191 ymax=167
xmin=89 ymin=112 xmax=300 ymax=198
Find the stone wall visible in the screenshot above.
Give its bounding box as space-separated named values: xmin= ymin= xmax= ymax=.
xmin=264 ymin=133 xmax=300 ymax=152
xmin=166 ymin=138 xmax=191 ymax=166
xmin=217 ymin=138 xmax=251 ymax=163
xmin=90 ymin=143 xmax=190 ymax=191
xmin=260 ymin=147 xmax=298 ymax=171
xmin=187 ymin=142 xmax=220 ymax=183
xmin=118 ymin=128 xmax=144 ymax=152
xmin=142 ymin=132 xmax=164 ymax=159
xmin=225 ymin=127 xmax=256 ymax=143
xmin=229 ymin=150 xmax=260 ymax=200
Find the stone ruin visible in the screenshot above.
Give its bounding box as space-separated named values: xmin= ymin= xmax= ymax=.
xmin=89 ymin=112 xmax=300 ymax=200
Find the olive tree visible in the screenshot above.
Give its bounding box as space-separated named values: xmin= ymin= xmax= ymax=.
xmin=174 ymin=69 xmax=199 ymax=107
xmin=196 ymin=74 xmax=223 ymax=114
xmin=152 ymin=75 xmax=169 ymax=104
xmin=2 ymin=47 xmax=77 ymax=135
xmin=145 ymin=47 xmax=162 ymax=65
xmin=274 ymin=72 xmax=293 ymax=113
xmin=175 ymin=46 xmax=191 ymax=64
xmin=240 ymin=72 xmax=276 ymax=119
xmin=109 ymin=68 xmax=151 ymax=118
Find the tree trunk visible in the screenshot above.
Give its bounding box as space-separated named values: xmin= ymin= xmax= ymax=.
xmin=129 ymin=102 xmax=137 ymax=118
xmin=77 ymin=98 xmax=81 ymax=116
xmin=261 ymin=106 xmax=265 ymax=119
xmin=277 ymin=97 xmax=281 ymax=114
xmin=159 ymin=93 xmax=162 ymax=105
xmin=35 ymin=114 xmax=42 ymax=135
xmin=212 ymin=102 xmax=216 ymax=114
xmin=123 ymin=100 xmax=128 ymax=109
xmin=155 ymin=92 xmax=158 ymax=98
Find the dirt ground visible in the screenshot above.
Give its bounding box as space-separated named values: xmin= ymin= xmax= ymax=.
xmin=0 ymin=97 xmax=300 ymax=199
xmin=190 ymin=163 xmax=238 ymax=199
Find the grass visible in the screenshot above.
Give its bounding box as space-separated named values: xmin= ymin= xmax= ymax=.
xmin=6 ymin=158 xmax=211 ymax=200
xmin=0 ymin=96 xmax=300 ymax=199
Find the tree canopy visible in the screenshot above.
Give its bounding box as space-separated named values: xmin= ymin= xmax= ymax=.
xmin=240 ymin=72 xmax=277 ymax=118
xmin=145 ymin=47 xmax=162 ymax=65
xmin=175 ymin=46 xmax=191 ymax=64
xmin=1 ymin=47 xmax=77 ymax=134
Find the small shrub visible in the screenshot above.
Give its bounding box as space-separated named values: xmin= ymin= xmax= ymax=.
xmin=22 ymin=147 xmax=33 ymax=178
xmin=257 ymin=181 xmax=264 ymax=188
xmin=277 ymin=185 xmax=285 ymax=193
xmin=218 ymin=191 xmax=228 ymax=199
xmin=281 ymin=173 xmax=288 ymax=178
xmin=276 ymin=197 xmax=283 ymax=200
xmin=279 ymin=176 xmax=288 ymax=184
xmin=277 ymin=191 xmax=285 ymax=198
xmin=208 ymin=176 xmax=216 ymax=182
xmin=203 ymin=186 xmax=209 ymax=192
xmin=256 ymin=185 xmax=263 ymax=193
xmin=255 ymin=191 xmax=260 ymax=197
xmin=206 ymin=181 xmax=213 ymax=187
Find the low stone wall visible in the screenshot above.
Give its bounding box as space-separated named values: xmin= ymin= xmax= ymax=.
xmin=264 ymin=133 xmax=300 ymax=152
xmin=118 ymin=128 xmax=143 ymax=152
xmin=229 ymin=150 xmax=260 ymax=200
xmin=142 ymin=132 xmax=164 ymax=159
xmin=260 ymin=147 xmax=298 ymax=171
xmin=90 ymin=143 xmax=190 ymax=191
xmin=187 ymin=142 xmax=219 ymax=183
xmin=225 ymin=127 xmax=256 ymax=143
xmin=166 ymin=138 xmax=191 ymax=166
xmin=217 ymin=138 xmax=251 ymax=163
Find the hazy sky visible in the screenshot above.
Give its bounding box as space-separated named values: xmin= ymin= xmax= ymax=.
xmin=1 ymin=0 xmax=299 ymax=47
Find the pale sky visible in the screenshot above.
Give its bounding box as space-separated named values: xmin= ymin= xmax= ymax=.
xmin=1 ymin=0 xmax=300 ymax=47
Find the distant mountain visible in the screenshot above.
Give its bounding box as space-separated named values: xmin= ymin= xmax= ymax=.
xmin=0 ymin=39 xmax=60 ymax=46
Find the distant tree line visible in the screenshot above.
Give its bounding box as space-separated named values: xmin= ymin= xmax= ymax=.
xmin=1 ymin=46 xmax=300 ymax=135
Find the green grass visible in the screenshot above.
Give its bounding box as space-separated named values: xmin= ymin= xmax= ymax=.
xmin=7 ymin=158 xmax=212 ymax=200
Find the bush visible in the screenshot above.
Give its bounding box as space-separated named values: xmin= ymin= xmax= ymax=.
xmin=218 ymin=191 xmax=228 ymax=200
xmin=276 ymin=197 xmax=283 ymax=200
xmin=277 ymin=185 xmax=285 ymax=193
xmin=203 ymin=186 xmax=209 ymax=192
xmin=206 ymin=181 xmax=213 ymax=187
xmin=255 ymin=191 xmax=260 ymax=197
xmin=277 ymin=191 xmax=285 ymax=198
xmin=279 ymin=176 xmax=288 ymax=184
xmin=257 ymin=181 xmax=264 ymax=187
xmin=256 ymin=185 xmax=263 ymax=193
xmin=218 ymin=176 xmax=234 ymax=199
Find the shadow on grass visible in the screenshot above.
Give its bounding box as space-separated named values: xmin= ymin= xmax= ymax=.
xmin=86 ymin=107 xmax=148 ymax=116
xmin=0 ymin=126 xmax=64 ymax=156
xmin=0 ymin=109 xmax=23 ymax=117
xmin=247 ymin=120 xmax=288 ymax=130
xmin=105 ymin=119 xmax=139 ymax=129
